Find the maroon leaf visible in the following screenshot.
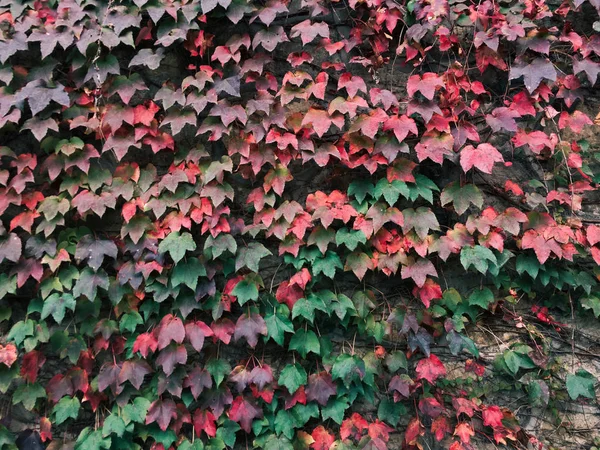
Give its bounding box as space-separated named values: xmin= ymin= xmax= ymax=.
xmin=234 ymin=312 xmax=268 ymax=348
xmin=146 ymin=398 xmax=178 ymax=431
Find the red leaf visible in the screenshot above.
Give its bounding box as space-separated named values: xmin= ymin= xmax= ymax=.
xmin=412 ymin=278 xmax=442 ymax=308
xmin=20 ymin=350 xmax=45 ymax=383
xmin=185 ymin=320 xmax=214 ymax=352
xmin=368 ymin=420 xmax=393 ymax=441
xmin=193 ymin=409 xmax=217 ymax=437
xmin=415 ymin=354 xmax=446 ymax=384
xmin=228 ymin=395 xmax=263 ymax=433
xmin=211 ymin=318 xmax=236 ymax=344
xmin=482 ymin=405 xmax=504 ymax=428
xmin=39 ymin=417 xmax=52 ymax=442
xmin=0 ymin=344 xmax=17 ymax=368
xmin=290 ymin=20 xmax=329 ymax=45
xmin=146 ymin=398 xmax=177 ymax=431
xmin=404 ymin=417 xmax=424 ymax=445
xmin=460 ymin=143 xmax=504 ymax=174
xmin=311 ymin=426 xmax=334 ymax=450
xmin=407 ymin=73 xmax=444 ymax=100
xmin=118 ymin=359 xmax=153 ymax=390
xmin=306 ymin=371 xmax=337 ymax=405
xmin=133 ymin=331 xmax=158 ymax=358
xmin=338 ymin=72 xmax=368 ymax=98
xmin=184 ymin=366 xmax=213 ymax=400
xmin=431 ymin=416 xmax=450 ymax=441
xmin=156 ymin=344 xmax=187 ymax=376
xmin=341 ymin=413 xmax=368 ymax=441
xmin=454 ymin=422 xmax=475 ymax=444
xmin=234 ymin=312 xmax=267 ymax=348
xmin=401 ymin=258 xmax=437 ymax=288
xmin=157 ymin=314 xmax=185 ymax=350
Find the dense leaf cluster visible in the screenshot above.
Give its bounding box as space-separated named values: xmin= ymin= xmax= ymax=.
xmin=0 ymin=0 xmax=599 ymax=449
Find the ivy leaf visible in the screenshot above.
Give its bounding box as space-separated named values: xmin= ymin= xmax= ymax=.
xmin=440 ymin=182 xmax=483 ymax=215
xmin=415 ymin=355 xmax=447 ymax=385
xmin=171 ymin=258 xmax=207 ymax=292
xmin=312 ymin=251 xmax=343 ymax=279
xmin=236 ymin=242 xmax=272 ymax=272
xmin=234 ymin=312 xmax=267 ymax=348
xmin=265 ymin=311 xmax=294 ymax=346
xmin=102 ymin=414 xmax=126 ymax=438
xmin=12 ymin=383 xmax=46 ymax=410
xmin=321 ymin=396 xmax=349 ymax=424
xmin=278 ymin=363 xmax=307 ymax=394
xmin=306 ymin=372 xmax=336 ymax=406
xmin=73 ymin=268 xmax=109 ymax=301
xmin=118 ymin=359 xmax=153 ymax=390
xmin=344 ymin=251 xmax=374 ymax=280
xmin=158 ymin=232 xmax=197 ymax=264
xmin=74 ymin=236 xmax=118 ymax=271
xmin=193 ymin=409 xmax=217 ymax=438
xmin=157 ymin=314 xmax=185 ymax=350
xmin=509 ymin=58 xmax=557 ymax=93
xmin=228 ymin=395 xmax=263 ymax=433
xmin=460 ymin=144 xmax=504 ymax=174
xmin=467 ymin=288 xmax=494 ymax=309
xmin=145 ymin=398 xmax=177 ymax=432
xmin=331 ymin=354 xmax=365 ymax=388
xmin=122 ymin=397 xmax=151 ymax=425
xmin=566 ymin=370 xmax=596 ymax=400
xmin=54 ymin=396 xmax=80 ymax=425
xmin=460 ymin=246 xmax=497 ymax=274
xmin=41 ymin=293 xmax=75 ymax=324
xmin=289 ymin=329 xmax=320 ymax=358
xmin=206 ymin=359 xmax=232 ymax=387
xmin=75 ymin=427 xmax=112 ymax=450
xmin=401 ymin=258 xmax=437 ymax=288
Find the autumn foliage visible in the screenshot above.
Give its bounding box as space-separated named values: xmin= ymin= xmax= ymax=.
xmin=0 ymin=0 xmax=599 ymax=448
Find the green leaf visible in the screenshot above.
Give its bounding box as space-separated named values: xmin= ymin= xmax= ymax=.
xmin=335 ymin=228 xmax=367 ymax=251
xmin=467 ymin=288 xmax=494 ymax=309
xmin=120 ymin=311 xmax=144 ymax=333
xmin=206 ymin=359 xmax=231 ymax=386
xmin=54 ymin=396 xmax=81 ymax=425
xmin=236 ymin=242 xmax=272 ymax=272
xmin=581 ymin=295 xmax=600 ymax=318
xmin=0 ymin=274 xmax=16 ymax=300
xmin=331 ymin=354 xmax=365 ymax=387
xmin=440 ymin=182 xmax=483 ymax=215
xmin=289 ymin=329 xmax=320 ymax=358
xmin=377 ymin=398 xmax=405 ymax=426
xmin=171 ymin=258 xmax=206 ymax=291
xmin=216 ymin=420 xmax=239 ymax=447
xmin=274 ymin=410 xmax=296 ymax=439
xmin=321 ymin=396 xmax=349 ymax=424
xmin=231 ymin=276 xmax=261 ymax=305
xmin=460 ymin=246 xmax=497 ymax=274
xmin=292 ymin=294 xmax=329 ymax=323
xmin=205 ymin=234 xmax=237 ymax=259
xmin=159 ymin=232 xmax=197 ymax=263
xmin=73 ymin=267 xmax=109 ymax=301
xmin=516 ymin=254 xmax=540 ymax=279
xmin=75 ymin=427 xmax=112 ymax=450
xmin=103 ymin=414 xmax=126 ymax=438
xmin=265 ymin=313 xmax=293 ymax=346
xmin=263 ymin=434 xmax=294 ymax=450
xmin=278 ymin=363 xmax=307 ymax=394
xmin=122 ymin=397 xmax=151 ymax=425
xmin=373 ymin=179 xmax=409 ymax=205
xmin=41 ymin=292 xmax=76 ymax=324
xmin=503 ymin=350 xmax=521 ymax=375
xmin=12 ymin=383 xmax=46 ymax=410
xmin=312 ymin=251 xmax=343 ymax=279
xmin=8 ymin=319 xmax=34 ymax=346
xmin=566 ymin=370 xmax=596 ymax=400
xmin=348 ymin=180 xmax=374 ymax=203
